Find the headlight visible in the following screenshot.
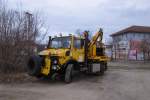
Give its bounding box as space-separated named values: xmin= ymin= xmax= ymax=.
xmin=54 ymin=60 xmax=57 ymax=64
xmin=53 ymin=65 xmax=57 ymax=70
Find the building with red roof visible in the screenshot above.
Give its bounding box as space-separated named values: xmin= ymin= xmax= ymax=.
xmin=110 ymin=25 xmax=150 ymax=60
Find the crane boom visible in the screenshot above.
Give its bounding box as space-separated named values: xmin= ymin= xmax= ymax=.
xmin=88 ymin=28 xmax=103 ymax=48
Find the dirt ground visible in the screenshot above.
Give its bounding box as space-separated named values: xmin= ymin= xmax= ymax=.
xmin=0 ymin=61 xmax=150 ymax=100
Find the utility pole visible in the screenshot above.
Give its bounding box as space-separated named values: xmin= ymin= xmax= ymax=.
xmin=25 ymin=12 xmax=33 ymax=40
xmin=25 ymin=12 xmax=33 ymax=56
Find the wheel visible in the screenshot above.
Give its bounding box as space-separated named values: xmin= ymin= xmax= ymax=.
xmin=100 ymin=63 xmax=105 ymax=75
xmin=27 ymin=56 xmax=42 ymax=76
xmin=64 ymin=64 xmax=73 ymax=83
xmin=104 ymin=63 xmax=108 ymax=71
xmin=51 ymin=73 xmax=59 ymax=81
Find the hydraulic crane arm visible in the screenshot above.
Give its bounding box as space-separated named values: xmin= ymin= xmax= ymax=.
xmin=88 ymin=28 xmax=103 ymax=48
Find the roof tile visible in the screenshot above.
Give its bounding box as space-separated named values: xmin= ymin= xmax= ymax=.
xmin=111 ymin=25 xmax=150 ymax=36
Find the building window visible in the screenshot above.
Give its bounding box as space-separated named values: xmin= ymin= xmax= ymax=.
xmin=125 ymin=34 xmax=127 ymax=40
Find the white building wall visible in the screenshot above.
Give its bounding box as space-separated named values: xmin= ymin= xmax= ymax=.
xmin=113 ymin=33 xmax=150 ymax=43
xmin=112 ymin=32 xmax=150 ymax=60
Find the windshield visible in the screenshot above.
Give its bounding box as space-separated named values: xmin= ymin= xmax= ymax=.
xmin=50 ymin=37 xmax=71 ymax=48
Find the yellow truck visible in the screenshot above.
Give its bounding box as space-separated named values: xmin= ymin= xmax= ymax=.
xmin=27 ymin=28 xmax=108 ymax=83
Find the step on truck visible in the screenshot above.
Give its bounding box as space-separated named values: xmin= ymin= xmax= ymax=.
xmin=27 ymin=28 xmax=108 ymax=83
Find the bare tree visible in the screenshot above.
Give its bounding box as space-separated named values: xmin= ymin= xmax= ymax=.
xmin=0 ymin=0 xmax=48 ymax=73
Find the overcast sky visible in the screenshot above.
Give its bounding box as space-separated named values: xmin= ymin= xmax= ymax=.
xmin=8 ymin=0 xmax=150 ymax=42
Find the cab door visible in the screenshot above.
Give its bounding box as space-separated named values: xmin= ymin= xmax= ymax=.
xmin=72 ymin=37 xmax=85 ymax=62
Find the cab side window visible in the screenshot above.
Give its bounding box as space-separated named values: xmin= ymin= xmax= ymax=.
xmin=74 ymin=39 xmax=82 ymax=49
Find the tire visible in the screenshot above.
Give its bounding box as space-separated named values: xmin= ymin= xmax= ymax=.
xmin=27 ymin=56 xmax=42 ymax=76
xmin=100 ymin=63 xmax=105 ymax=75
xmin=104 ymin=63 xmax=108 ymax=71
xmin=64 ymin=64 xmax=73 ymax=83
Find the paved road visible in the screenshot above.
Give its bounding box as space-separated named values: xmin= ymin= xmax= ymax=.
xmin=0 ymin=69 xmax=150 ymax=100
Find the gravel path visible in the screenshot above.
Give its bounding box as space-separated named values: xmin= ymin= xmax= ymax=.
xmin=1 ymin=68 xmax=150 ymax=100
